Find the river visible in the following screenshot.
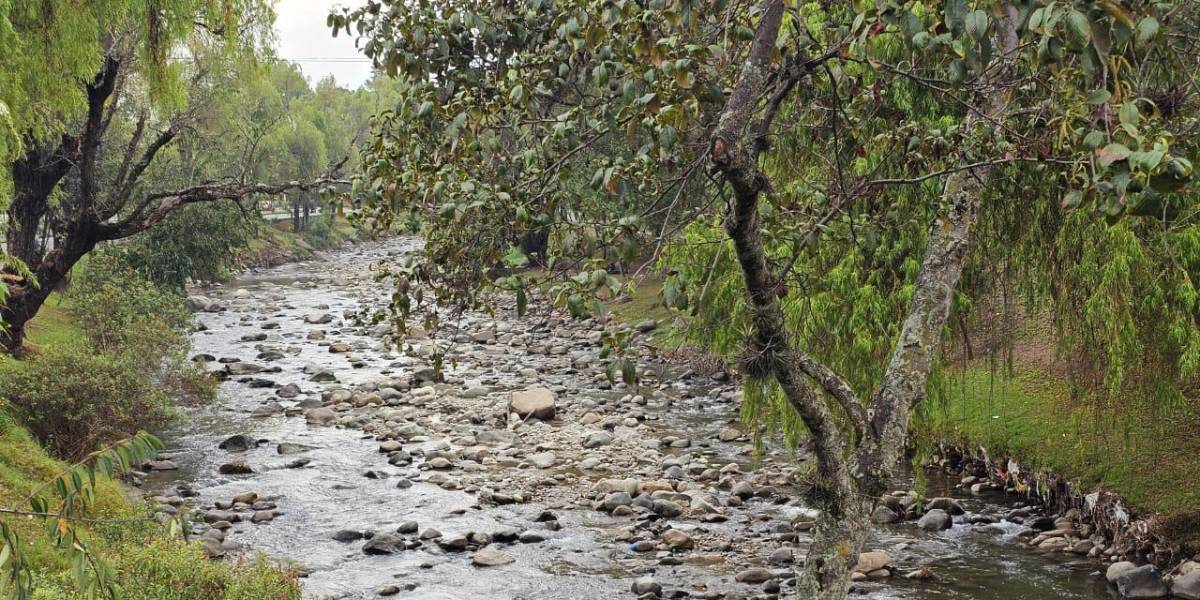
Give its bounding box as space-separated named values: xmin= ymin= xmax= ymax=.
xmin=148 ymin=238 xmax=1114 ymax=600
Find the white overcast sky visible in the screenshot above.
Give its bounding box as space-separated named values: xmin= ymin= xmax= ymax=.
xmin=273 ymin=0 xmax=374 ymax=88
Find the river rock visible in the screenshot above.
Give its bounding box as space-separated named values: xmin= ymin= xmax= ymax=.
xmin=362 ymin=533 xmax=404 ymax=555
xmin=631 ymin=576 xmax=662 ymax=597
xmin=527 ymin=452 xmax=557 ymax=469
xmin=333 ymin=530 xmax=364 ymax=542
xmin=218 ymin=459 xmax=253 ymax=474
xmin=601 ymin=492 xmax=633 ymax=512
xmin=218 ymin=434 xmax=257 ymax=452
xmin=304 ymin=313 xmax=333 ymax=324
xmin=1172 ymin=570 xmax=1200 ymax=600
xmin=508 ymin=387 xmax=556 ymax=420
xmin=661 ymin=529 xmax=694 ymax=550
xmin=872 ymin=505 xmax=899 ymax=524
xmin=232 ymin=491 xmax=258 ymax=504
xmin=917 ymin=509 xmax=953 ymax=531
xmin=305 ymin=407 xmax=337 ymax=425
xmin=924 ymin=497 xmax=965 ymax=515
xmin=1113 ymin=565 xmax=1168 ymax=598
xmin=854 ymin=551 xmax=892 ymax=573
xmin=471 ymin=546 xmax=514 ymax=567
xmin=1108 ymin=561 xmax=1138 ymax=583
xmin=583 ymin=431 xmax=613 ymax=448
xmin=734 ymin=568 xmax=773 ymax=583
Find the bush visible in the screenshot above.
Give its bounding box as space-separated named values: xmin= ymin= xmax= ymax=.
xmin=69 ymin=251 xmax=192 ymax=358
xmin=0 ymin=347 xmax=175 ymax=460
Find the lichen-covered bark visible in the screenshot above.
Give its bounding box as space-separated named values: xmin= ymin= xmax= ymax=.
xmin=854 ymin=5 xmax=1020 ymax=492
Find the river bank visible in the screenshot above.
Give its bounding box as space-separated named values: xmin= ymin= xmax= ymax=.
xmin=138 ymin=236 xmax=1156 ymax=599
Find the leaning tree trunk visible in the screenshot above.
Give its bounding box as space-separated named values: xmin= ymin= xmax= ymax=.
xmin=705 ymin=1 xmax=1024 ymax=598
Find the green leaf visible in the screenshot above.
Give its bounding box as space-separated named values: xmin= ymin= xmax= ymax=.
xmin=1086 ymin=90 xmax=1111 ymax=105
xmin=1135 ymin=17 xmax=1159 ymax=46
xmin=1061 ymin=189 xmax=1084 ymax=209
xmin=965 ymin=10 xmax=989 ymax=40
xmin=1065 ymin=10 xmax=1091 ymax=47
xmin=1082 ymin=130 xmax=1106 ymax=149
xmin=1118 ymin=102 xmax=1139 ymax=127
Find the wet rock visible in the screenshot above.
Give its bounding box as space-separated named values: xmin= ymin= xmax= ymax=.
xmin=362 ymin=533 xmax=404 ymax=555
xmin=508 ymin=387 xmax=556 ymax=420
xmin=426 ymin=457 xmax=452 ymax=470
xmin=218 ymin=434 xmax=257 ymax=452
xmin=924 ymin=497 xmax=965 ymax=515
xmin=396 ymin=521 xmax=419 ymax=534
xmin=250 ymin=510 xmax=275 ymax=523
xmin=717 ymin=426 xmax=741 ymax=442
xmin=436 ymin=534 xmax=469 ymax=552
xmin=304 ymin=313 xmax=333 ymax=324
xmin=1028 ymin=516 xmax=1056 ymax=531
xmin=333 ymin=530 xmax=364 ymax=542
xmin=218 ymin=459 xmax=253 ymax=475
xmin=377 ymin=585 xmax=399 ymax=596
xmin=278 ymin=442 xmax=317 ymax=455
xmin=147 ymin=460 xmax=179 ymax=471
xmin=917 ymin=509 xmax=952 ymax=531
xmin=232 ymin=491 xmax=258 ymax=504
xmin=1113 ymin=565 xmax=1168 ymax=598
xmin=518 ymin=531 xmax=546 ymax=544
xmin=472 ymin=546 xmax=514 ymax=567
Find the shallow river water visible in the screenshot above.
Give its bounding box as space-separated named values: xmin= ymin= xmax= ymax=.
xmin=149 ymin=239 xmax=1114 ymax=600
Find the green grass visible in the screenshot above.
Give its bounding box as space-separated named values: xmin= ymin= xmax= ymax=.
xmin=922 ymin=366 xmax=1200 ymax=517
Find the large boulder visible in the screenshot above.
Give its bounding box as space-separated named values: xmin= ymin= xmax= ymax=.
xmin=917 ymin=509 xmax=953 ymax=531
xmin=1108 ymin=561 xmax=1138 ymax=583
xmin=508 ymin=387 xmax=557 ymax=420
xmin=854 ymin=551 xmax=892 ymax=574
xmin=1172 ymin=570 xmax=1200 ymax=600
xmin=1114 ymin=565 xmax=1169 ymax=599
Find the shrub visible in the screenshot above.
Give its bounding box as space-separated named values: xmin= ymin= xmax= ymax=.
xmin=0 ymin=347 xmax=175 ymax=460
xmin=69 ymin=251 xmax=192 ymax=359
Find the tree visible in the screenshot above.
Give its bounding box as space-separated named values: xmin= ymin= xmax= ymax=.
xmin=0 ymin=1 xmax=344 ymax=354
xmin=336 ymin=1 xmax=1194 ymax=597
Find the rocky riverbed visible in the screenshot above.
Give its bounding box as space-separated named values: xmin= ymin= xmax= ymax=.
xmin=145 ymin=238 xmax=1137 ymax=599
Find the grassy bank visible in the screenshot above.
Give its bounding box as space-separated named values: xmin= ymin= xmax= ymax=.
xmin=0 ymin=300 xmax=301 ymax=599
xmin=924 ymin=365 xmax=1200 ymax=517
xmin=239 ymin=216 xmax=360 ymax=268
xmin=608 ymin=277 xmax=1200 ymax=523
